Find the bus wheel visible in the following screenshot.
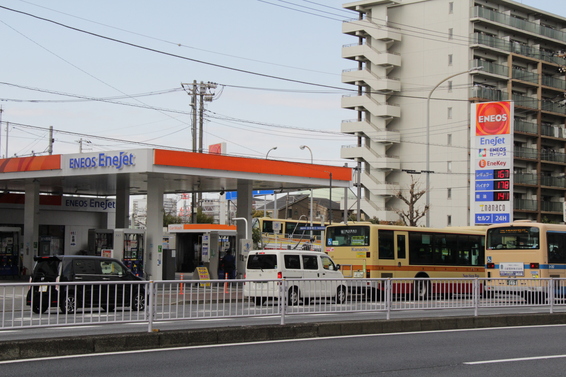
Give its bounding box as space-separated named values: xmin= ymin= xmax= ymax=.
xmin=288 ymin=287 xmax=301 ymax=306
xmin=413 ymin=280 xmax=430 ymax=301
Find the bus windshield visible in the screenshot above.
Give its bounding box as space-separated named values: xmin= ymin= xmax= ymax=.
xmin=486 ymin=226 xmax=540 ymax=250
xmin=326 ymin=226 xmax=370 ymax=247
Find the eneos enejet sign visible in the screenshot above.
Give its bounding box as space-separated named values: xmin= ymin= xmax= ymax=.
xmin=470 ymin=101 xmax=514 ymax=225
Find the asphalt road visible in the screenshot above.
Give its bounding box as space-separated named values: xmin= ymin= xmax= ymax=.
xmin=2 ymin=325 xmax=566 ymax=376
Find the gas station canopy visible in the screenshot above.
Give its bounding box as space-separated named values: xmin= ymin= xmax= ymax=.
xmin=0 ymin=148 xmax=352 ymax=196
xmin=0 ymin=148 xmax=352 ymax=280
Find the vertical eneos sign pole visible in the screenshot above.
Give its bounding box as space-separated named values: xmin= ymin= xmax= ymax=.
xmin=470 ymin=101 xmax=514 ymax=225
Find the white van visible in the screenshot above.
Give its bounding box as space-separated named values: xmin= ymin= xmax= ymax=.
xmin=243 ymin=249 xmax=346 ymax=306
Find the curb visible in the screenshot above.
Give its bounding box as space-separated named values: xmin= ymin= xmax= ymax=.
xmin=2 ymin=313 xmax=566 ymax=361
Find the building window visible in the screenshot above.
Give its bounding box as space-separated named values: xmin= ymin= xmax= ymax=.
xmin=448 ymin=54 xmax=453 ymax=66
xmin=447 ymin=161 xmax=452 ymax=172
xmin=447 ymin=188 xmax=452 ymax=199
xmin=449 ymin=2 xmax=454 ymax=14
xmin=447 ymin=107 xmax=453 ymax=119
xmin=447 ymin=134 xmax=452 ymax=146
xmin=447 ymin=80 xmax=453 ymax=93
xmin=447 ymin=215 xmax=452 ymax=226
xmin=448 ymin=28 xmax=453 ymax=40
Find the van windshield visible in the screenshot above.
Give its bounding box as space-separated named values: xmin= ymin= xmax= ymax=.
xmin=247 ymin=254 xmax=277 ymax=270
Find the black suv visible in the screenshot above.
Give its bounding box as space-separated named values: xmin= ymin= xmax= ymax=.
xmin=26 ymin=255 xmax=145 ymax=314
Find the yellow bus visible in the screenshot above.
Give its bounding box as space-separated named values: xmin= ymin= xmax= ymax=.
xmin=252 ymin=217 xmax=327 ymax=251
xmin=485 ymin=221 xmax=566 ymax=302
xmin=324 ymin=223 xmax=486 ymax=299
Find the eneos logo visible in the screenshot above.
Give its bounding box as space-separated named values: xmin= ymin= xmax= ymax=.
xmin=475 ymin=101 xmax=511 ymax=136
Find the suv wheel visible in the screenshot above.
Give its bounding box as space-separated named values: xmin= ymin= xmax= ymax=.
xmin=132 ymin=291 xmax=146 ymax=311
xmin=60 ymin=293 xmax=76 ymax=314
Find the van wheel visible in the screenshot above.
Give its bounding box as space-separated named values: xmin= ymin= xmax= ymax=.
xmin=335 ymin=286 xmax=347 ymax=304
xmin=288 ymin=287 xmax=300 ymax=306
xmin=60 ymin=293 xmax=76 ymax=314
xmin=254 ymin=297 xmax=265 ymax=306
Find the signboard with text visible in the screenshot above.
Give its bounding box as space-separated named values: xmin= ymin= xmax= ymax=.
xmin=470 ymin=101 xmax=514 ymax=225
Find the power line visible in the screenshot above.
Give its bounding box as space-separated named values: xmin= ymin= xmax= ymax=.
xmin=0 ymin=5 xmax=351 ymax=92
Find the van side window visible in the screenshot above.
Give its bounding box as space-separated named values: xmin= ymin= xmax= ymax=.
xmin=284 ymin=255 xmax=301 ymax=269
xmin=73 ymin=259 xmax=98 ymax=275
xmin=321 ymin=255 xmax=334 ymax=270
xmin=302 ymin=255 xmax=318 ymax=270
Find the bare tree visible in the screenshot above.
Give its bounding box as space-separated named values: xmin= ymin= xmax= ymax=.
xmin=395 ymin=175 xmax=429 ymax=226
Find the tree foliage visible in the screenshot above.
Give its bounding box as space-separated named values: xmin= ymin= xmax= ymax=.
xmin=395 ymin=176 xmax=429 ymax=226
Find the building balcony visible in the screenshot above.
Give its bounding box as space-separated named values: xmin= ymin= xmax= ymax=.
xmin=514 ymin=146 xmax=538 ymax=160
xmin=471 ymin=33 xmax=566 ymax=66
xmin=541 ymin=175 xmax=566 ymax=188
xmin=341 ymin=95 xmax=401 ymax=118
xmin=514 ymin=173 xmax=537 ymax=185
xmin=512 ymin=69 xmax=539 ymax=85
xmin=514 ymin=199 xmax=537 ymax=211
xmin=342 ymin=43 xmax=401 ymax=67
xmin=541 ymin=201 xmax=564 ymax=213
xmin=542 ymin=76 xmax=566 ymax=91
xmin=472 ymin=59 xmax=508 ymax=77
xmin=515 ymin=119 xmax=537 ymax=134
xmin=512 ymin=93 xmax=538 ymax=110
xmin=342 ymin=18 xmax=402 ymax=43
xmin=470 ymin=86 xmax=508 ymax=102
xmin=472 ymin=6 xmax=566 ymax=45
xmin=342 ymin=68 xmax=401 ymax=92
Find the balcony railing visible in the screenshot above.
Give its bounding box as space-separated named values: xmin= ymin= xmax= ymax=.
xmin=472 ymin=59 xmax=509 ymax=77
xmin=514 ymin=119 xmax=537 ymax=134
xmin=472 ymin=6 xmax=566 ymax=45
xmin=472 ymin=33 xmax=566 ymax=66
xmin=512 ymin=93 xmax=539 ymax=110
xmin=512 ymin=69 xmax=539 ymax=85
xmin=540 ymin=149 xmax=566 ymax=164
xmin=542 ymin=76 xmax=566 ymax=91
xmin=541 ymin=175 xmax=566 ymax=188
xmin=514 ymin=146 xmax=538 ymax=160
xmin=470 ymin=86 xmax=507 ymax=101
xmin=514 ymin=199 xmax=537 ymax=211
xmin=541 ymin=201 xmax=564 ymax=213
xmin=514 ymin=173 xmax=537 ymax=185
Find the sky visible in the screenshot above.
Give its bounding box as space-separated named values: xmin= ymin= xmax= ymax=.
xmin=0 ymin=0 xmax=564 ymax=167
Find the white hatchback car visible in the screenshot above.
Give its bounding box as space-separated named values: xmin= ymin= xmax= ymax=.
xmin=243 ymin=249 xmax=346 ymax=306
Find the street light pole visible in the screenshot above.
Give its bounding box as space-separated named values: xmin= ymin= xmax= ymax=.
xmin=425 ymin=66 xmax=483 ymax=227
xmin=300 ymin=145 xmax=314 ymax=235
xmin=265 ymin=147 xmax=277 ymax=159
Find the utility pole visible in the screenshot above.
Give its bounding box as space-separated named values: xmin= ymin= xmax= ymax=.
xmin=48 ymin=126 xmax=54 ymax=155
xmin=181 ymin=81 xmax=218 ymax=223
xmin=0 ymin=106 xmax=3 ymax=158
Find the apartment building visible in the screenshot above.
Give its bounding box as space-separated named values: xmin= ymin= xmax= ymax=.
xmin=341 ymin=0 xmax=566 ymax=226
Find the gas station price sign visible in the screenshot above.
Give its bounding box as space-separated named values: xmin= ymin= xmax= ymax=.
xmin=470 ymin=101 xmax=514 ymax=225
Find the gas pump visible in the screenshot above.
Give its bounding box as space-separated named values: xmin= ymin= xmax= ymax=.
xmin=0 ymin=227 xmax=21 ymax=277
xmin=162 ymin=234 xmax=177 ymax=280
xmin=114 ymin=229 xmax=145 ymax=277
xmin=88 ymin=229 xmax=114 ymax=256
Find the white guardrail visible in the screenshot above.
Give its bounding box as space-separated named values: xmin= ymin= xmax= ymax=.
xmin=2 ymin=278 xmax=566 ymax=332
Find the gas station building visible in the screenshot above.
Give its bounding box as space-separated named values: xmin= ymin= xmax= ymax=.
xmin=0 ymin=148 xmax=352 ymax=280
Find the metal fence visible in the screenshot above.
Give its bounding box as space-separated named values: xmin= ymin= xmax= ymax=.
xmin=2 ymin=278 xmax=566 ymax=332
